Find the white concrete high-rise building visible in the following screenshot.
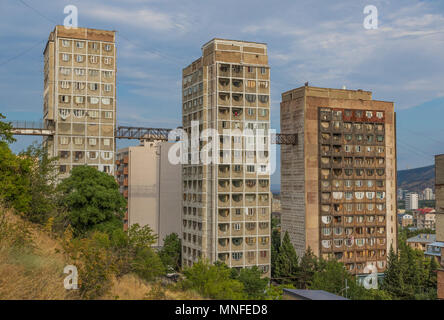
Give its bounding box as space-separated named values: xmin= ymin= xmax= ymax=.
xmin=406 ymin=193 xmax=419 ymax=210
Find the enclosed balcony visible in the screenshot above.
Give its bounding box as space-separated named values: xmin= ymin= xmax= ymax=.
xmin=231 ymin=79 xmax=243 ymax=92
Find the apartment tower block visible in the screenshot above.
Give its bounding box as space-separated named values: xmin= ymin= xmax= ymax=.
xmin=43 ymin=26 xmax=116 ymax=176
xmin=280 ymin=86 xmax=397 ymax=276
xmin=181 ymin=39 xmax=271 ymax=275
xmin=115 ymin=141 xmax=182 ymax=247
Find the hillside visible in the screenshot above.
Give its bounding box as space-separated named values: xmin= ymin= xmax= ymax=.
xmin=397 ymin=165 xmax=435 ymax=193
xmin=0 ymin=209 xmax=199 ymax=300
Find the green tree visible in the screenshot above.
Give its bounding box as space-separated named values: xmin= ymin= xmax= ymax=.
xmin=232 ymin=266 xmax=269 ymax=299
xmin=182 ymin=260 xmax=245 ymax=299
xmin=57 ymin=165 xmax=126 ymax=236
xmin=274 ymin=231 xmax=299 ymax=284
xmin=310 ymin=260 xmax=367 ymax=299
xmin=0 ymin=113 xmax=15 ymax=145
xmin=159 ymin=233 xmax=181 ymax=272
xmin=0 ymin=142 xmax=32 ymax=212
xmin=297 ymin=247 xmax=320 ymax=289
xmin=271 ymin=228 xmax=280 ymax=277
xmin=18 ymin=142 xmax=59 ymax=223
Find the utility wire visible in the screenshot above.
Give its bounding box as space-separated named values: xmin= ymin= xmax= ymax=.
xmin=0 ymin=38 xmax=46 ymax=68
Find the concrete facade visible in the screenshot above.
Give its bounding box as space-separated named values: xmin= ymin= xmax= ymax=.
xmin=43 ymin=26 xmax=116 ymax=177
xmin=280 ymin=86 xmax=397 ymax=275
xmin=181 ymin=39 xmax=271 ymax=276
xmin=435 ymin=154 xmax=444 ymax=299
xmin=116 ymin=141 xmax=181 ymax=247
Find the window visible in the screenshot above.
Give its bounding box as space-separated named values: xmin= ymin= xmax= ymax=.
xmin=60 ymin=95 xmax=70 ymax=103
xmin=247 ymin=66 xmax=254 ymax=73
xmin=104 ymin=84 xmax=112 ymax=92
xmin=259 ymin=81 xmax=268 ymax=88
xmin=232 ymin=252 xmax=243 ymax=260
xmin=60 ymin=81 xmax=70 ymax=89
xmin=104 ymin=57 xmax=112 ymax=65
xmin=259 ymin=95 xmax=269 ymax=103
xmin=245 ymin=94 xmax=256 ymax=102
xmin=104 ymin=110 xmax=112 ymax=118
xmin=62 ymin=40 xmax=70 ymax=47
xmin=62 ymin=54 xmax=70 ymax=62
xmin=88 ymin=151 xmax=98 ymax=159
xmin=73 ymin=109 xmax=85 ymax=117
xmin=74 ymin=68 xmax=85 ymax=76
xmin=90 ymin=97 xmax=99 ymax=105
xmin=74 ymin=137 xmax=83 ymax=145
xmin=76 ymin=55 xmax=84 ymax=63
xmin=88 ymin=138 xmax=97 ymax=146
xmin=76 ymin=41 xmax=84 ymax=48
xmin=103 ymin=138 xmax=110 ymax=146
xmin=233 ymin=223 xmax=241 ymax=231
xmin=90 ymin=55 xmax=98 ymax=64
xmin=74 ymin=82 xmax=84 ymax=90
xmin=260 ymin=67 xmax=266 ymax=74
xmin=60 ymin=67 xmax=70 ymax=75
xmin=60 ymin=136 xmax=69 ymax=145
xmin=91 ymin=42 xmax=98 ymax=50
xmin=104 ymin=44 xmax=112 ymax=51
xmin=102 ymin=98 xmax=111 ymax=105
xmin=259 ymin=109 xmax=268 ymax=116
xmin=89 ymin=83 xmax=99 ymax=91
xmin=89 ymin=69 xmax=99 ymax=77
xmin=103 ymin=71 xmax=113 ymax=78
xmin=247 ymin=165 xmax=255 ymax=173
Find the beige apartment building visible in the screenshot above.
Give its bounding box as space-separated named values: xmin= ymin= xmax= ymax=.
xmin=280 ymin=85 xmax=397 ymax=276
xmin=116 ymin=141 xmax=181 ymax=247
xmin=43 ymin=26 xmax=116 ymax=176
xmin=181 ymin=39 xmax=271 ymax=275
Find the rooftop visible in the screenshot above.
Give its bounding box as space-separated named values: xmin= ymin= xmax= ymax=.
xmin=283 ymin=289 xmax=349 ymax=300
xmin=407 ymin=234 xmax=436 ymax=243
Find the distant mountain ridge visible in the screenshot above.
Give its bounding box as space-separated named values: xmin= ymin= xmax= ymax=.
xmin=397 ymin=164 xmax=435 ymax=193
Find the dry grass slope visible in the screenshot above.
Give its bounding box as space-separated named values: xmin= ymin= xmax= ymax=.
xmin=0 ymin=210 xmax=200 ymax=300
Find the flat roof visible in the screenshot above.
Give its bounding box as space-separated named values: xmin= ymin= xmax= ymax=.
xmin=202 ymin=38 xmax=267 ymax=49
xmin=283 ymin=289 xmax=349 ymax=300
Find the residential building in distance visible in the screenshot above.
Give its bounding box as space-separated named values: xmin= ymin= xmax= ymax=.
xmin=435 ymin=154 xmax=444 ymax=299
xmin=280 ymin=85 xmax=397 ymax=276
xmin=406 ymin=233 xmax=436 ymax=252
xmin=425 ymin=241 xmax=444 ymax=264
xmin=43 ymin=26 xmax=116 ymax=177
xmin=181 ymin=39 xmax=271 ymax=276
xmin=400 ymin=213 xmax=413 ymax=228
xmin=423 ymin=187 xmax=434 ymax=201
xmin=115 ymin=140 xmax=181 ymax=247
xmin=414 ymin=208 xmax=436 ymax=230
xmin=406 ymin=192 xmax=419 ymax=211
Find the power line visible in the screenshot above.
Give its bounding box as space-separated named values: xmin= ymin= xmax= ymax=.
xmin=0 ymin=38 xmax=46 ymax=68
xmin=17 ymin=0 xmax=57 ymax=25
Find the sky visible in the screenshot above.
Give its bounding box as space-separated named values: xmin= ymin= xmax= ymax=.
xmin=1 ymin=0 xmax=443 ymax=186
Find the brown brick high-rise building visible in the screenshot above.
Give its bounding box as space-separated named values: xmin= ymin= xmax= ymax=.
xmin=181 ymin=39 xmax=271 ymax=276
xmin=280 ymin=86 xmax=397 ymax=276
xmin=43 ymin=26 xmax=116 ymax=176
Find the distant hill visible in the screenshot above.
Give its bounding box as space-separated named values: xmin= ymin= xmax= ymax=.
xmin=397 ymin=165 xmax=435 ymax=193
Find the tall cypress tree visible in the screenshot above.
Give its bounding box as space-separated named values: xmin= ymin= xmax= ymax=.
xmin=274 ymin=231 xmax=299 ymax=284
